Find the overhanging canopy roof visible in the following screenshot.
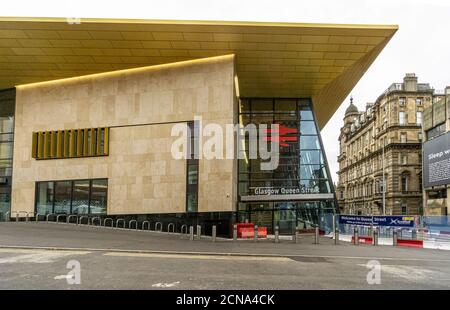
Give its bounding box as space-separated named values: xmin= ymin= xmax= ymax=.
xmin=0 ymin=17 xmax=397 ymax=128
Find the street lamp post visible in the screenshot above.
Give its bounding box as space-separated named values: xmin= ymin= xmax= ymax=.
xmin=382 ymin=143 xmax=386 ymax=215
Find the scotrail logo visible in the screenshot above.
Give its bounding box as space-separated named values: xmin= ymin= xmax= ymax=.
xmin=263 ymin=124 xmax=298 ymax=147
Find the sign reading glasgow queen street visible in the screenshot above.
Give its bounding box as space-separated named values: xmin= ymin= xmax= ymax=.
xmin=339 ymin=215 xmax=417 ymax=227
xmin=423 ymin=131 xmax=450 ymax=188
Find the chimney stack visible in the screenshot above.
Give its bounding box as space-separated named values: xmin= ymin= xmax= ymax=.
xmin=403 ymin=73 xmax=418 ymax=92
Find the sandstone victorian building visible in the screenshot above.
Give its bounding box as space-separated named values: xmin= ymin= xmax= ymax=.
xmin=337 ymin=74 xmax=443 ymax=216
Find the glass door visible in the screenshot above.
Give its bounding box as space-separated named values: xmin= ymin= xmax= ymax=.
xmin=274 ymin=202 xmax=297 ymax=234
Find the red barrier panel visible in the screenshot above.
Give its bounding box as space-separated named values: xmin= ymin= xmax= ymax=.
xmin=397 ymin=239 xmax=423 ymax=248
xmin=257 ymin=227 xmax=267 ymax=238
xmin=352 ymin=236 xmax=373 ymax=245
xmin=237 ymin=225 xmax=268 ymax=239
xmin=237 ymin=223 xmax=254 ymax=238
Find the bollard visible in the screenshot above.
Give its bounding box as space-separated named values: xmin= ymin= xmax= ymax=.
xmin=353 ymin=227 xmax=359 ymax=245
xmin=233 ymin=224 xmax=237 ymax=241
xmin=254 ymin=225 xmax=258 ymax=242
xmin=295 ymin=226 xmax=299 ymax=244
xmin=274 ymin=226 xmax=279 ymax=243
xmin=314 ymin=226 xmax=319 ymax=244
xmin=197 ymin=225 xmax=202 ymax=239
xmin=373 ymin=227 xmax=378 ymax=246
xmin=412 ymin=228 xmax=417 ymax=240
xmin=212 ymin=225 xmax=217 ymax=242
xmin=189 ymin=226 xmax=194 ymax=241
xmin=334 ymin=226 xmax=339 ymax=245
xmin=393 ymin=228 xmax=398 ymax=246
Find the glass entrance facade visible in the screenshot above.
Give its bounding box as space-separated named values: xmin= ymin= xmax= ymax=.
xmin=0 ymin=89 xmax=15 ymax=220
xmin=237 ymin=98 xmax=337 ymax=234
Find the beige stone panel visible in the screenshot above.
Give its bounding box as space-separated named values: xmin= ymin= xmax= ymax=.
xmin=12 ymin=55 xmax=236 ymax=216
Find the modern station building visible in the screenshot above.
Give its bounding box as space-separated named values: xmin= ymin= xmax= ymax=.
xmin=0 ymin=17 xmax=397 ymax=235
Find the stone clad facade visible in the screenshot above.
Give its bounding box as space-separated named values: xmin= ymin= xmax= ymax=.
xmin=11 ymin=55 xmax=237 ymax=216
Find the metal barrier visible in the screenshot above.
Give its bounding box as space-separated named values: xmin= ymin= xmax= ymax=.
xmin=393 ymin=228 xmax=398 ymax=246
xmin=79 ymin=216 xmax=90 ymax=225
xmin=212 ymin=225 xmax=217 ymax=242
xmin=167 ymin=223 xmax=175 ymax=233
xmin=181 ymin=224 xmax=187 ymax=234
xmin=142 ymin=221 xmax=150 ymax=230
xmin=67 ymin=215 xmax=78 ymax=225
xmin=91 ymin=217 xmax=101 ymax=226
xmin=155 ymin=222 xmax=162 ymax=232
xmin=189 ymin=226 xmax=194 ymax=241
xmin=254 ymin=224 xmax=258 ymax=242
xmin=56 ymin=214 xmax=66 ymax=223
xmin=233 ymin=224 xmax=237 ymax=240
xmin=129 ymin=220 xmax=138 ymax=230
xmin=353 ymin=226 xmax=359 ymax=245
xmin=46 ymin=213 xmax=56 ymax=222
xmin=314 ymin=226 xmax=319 ymax=244
xmin=25 ymin=212 xmax=33 ymax=222
xmin=103 ymin=218 xmax=114 ymax=228
xmin=196 ymin=225 xmax=201 ymax=240
xmin=35 ymin=213 xmax=42 ymax=222
xmin=274 ymin=225 xmax=279 ymax=243
xmin=373 ymin=227 xmax=379 ymax=246
xmin=116 ymin=218 xmax=125 ymax=228
xmin=334 ymin=226 xmax=339 ymax=245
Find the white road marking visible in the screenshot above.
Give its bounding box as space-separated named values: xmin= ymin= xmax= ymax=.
xmin=103 ymin=252 xmax=292 ymax=262
xmin=54 ymin=274 xmax=75 ymax=280
xmin=152 ymin=281 xmax=180 ymax=288
xmin=0 ymin=249 xmax=90 ymax=264
xmin=358 ymin=263 xmax=439 ymax=281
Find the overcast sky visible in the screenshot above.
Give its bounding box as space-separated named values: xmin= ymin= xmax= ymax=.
xmin=3 ymin=0 xmax=450 ymax=182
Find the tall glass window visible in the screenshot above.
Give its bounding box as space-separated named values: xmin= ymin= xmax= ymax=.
xmin=54 ymin=181 xmax=72 ymax=214
xmin=90 ymin=179 xmax=107 ymax=214
xmin=186 ymin=121 xmax=199 ymax=212
xmin=35 ymin=179 xmax=107 ymax=214
xmin=0 ymin=89 xmax=15 ymax=219
xmin=72 ymin=180 xmax=90 ymax=214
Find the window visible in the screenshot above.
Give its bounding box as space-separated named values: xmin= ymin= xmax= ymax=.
xmin=35 ymin=179 xmax=107 ymax=215
xmin=186 ymin=121 xmax=199 ymax=212
xmin=416 ymin=111 xmax=423 ymax=125
xmin=400 ymin=133 xmax=407 ymax=143
xmin=399 ymin=112 xmax=406 ymax=125
xmin=418 ymin=132 xmax=423 ymax=142
xmin=401 ymin=154 xmax=408 ymax=165
xmin=401 ymin=175 xmax=408 ymax=192
xmin=399 ymin=97 xmax=406 ymax=106
xmin=416 ymin=98 xmax=423 ymax=106
xmin=401 ymin=204 xmax=408 ymax=215
xmin=32 ymin=127 xmax=109 ymax=160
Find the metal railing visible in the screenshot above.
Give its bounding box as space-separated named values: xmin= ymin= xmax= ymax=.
xmin=46 ymin=213 xmax=56 ymax=222
xmin=128 ymin=220 xmax=138 ymax=230
xmin=67 ymin=215 xmax=78 ymax=224
xmin=56 ymin=214 xmax=66 ymax=223
xmin=142 ymin=221 xmax=150 ymax=230
xmin=167 ymin=223 xmax=175 ymax=233
xmin=79 ymin=216 xmax=90 ymax=225
xmin=155 ymin=222 xmax=162 ymax=232
xmin=116 ymin=218 xmax=125 ymax=228
xmin=181 ymin=224 xmax=187 ymax=234
xmin=103 ymin=218 xmax=114 ymax=228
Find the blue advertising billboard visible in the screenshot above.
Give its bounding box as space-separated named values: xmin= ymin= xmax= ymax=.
xmin=339 ymin=215 xmax=417 ymax=227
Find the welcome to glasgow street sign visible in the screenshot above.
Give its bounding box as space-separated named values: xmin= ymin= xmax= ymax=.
xmin=339 ymin=215 xmax=417 ymax=227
